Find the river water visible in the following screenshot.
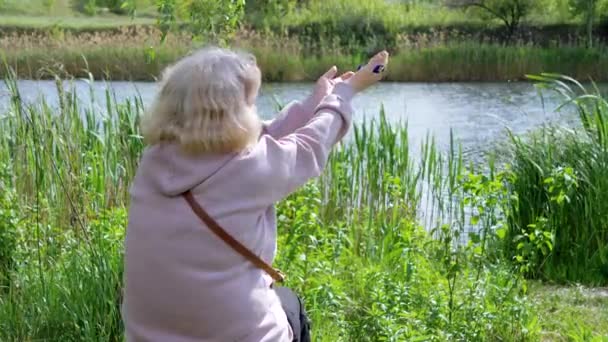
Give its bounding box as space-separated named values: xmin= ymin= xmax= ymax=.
xmin=1 ymin=80 xmax=600 ymax=158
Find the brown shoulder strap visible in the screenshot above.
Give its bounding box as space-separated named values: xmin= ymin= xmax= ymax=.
xmin=182 ymin=190 xmax=285 ymax=283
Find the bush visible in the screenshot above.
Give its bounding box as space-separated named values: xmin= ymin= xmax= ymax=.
xmin=502 ymin=74 xmax=608 ymax=285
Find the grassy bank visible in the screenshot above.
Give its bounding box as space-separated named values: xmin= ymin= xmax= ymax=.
xmin=2 ymin=27 xmax=607 ymax=82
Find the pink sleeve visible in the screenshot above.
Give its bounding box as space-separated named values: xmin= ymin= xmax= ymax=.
xmin=261 ymin=90 xmax=325 ymax=139
xmin=241 ymin=83 xmax=355 ymax=204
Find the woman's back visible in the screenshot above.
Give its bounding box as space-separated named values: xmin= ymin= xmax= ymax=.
xmin=123 ymin=143 xmax=290 ymax=341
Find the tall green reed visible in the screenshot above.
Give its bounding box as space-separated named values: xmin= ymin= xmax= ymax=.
xmin=1 ymin=71 xmax=144 ymax=221
xmin=0 ymin=68 xmax=140 ymax=340
xmin=503 ymin=74 xmax=608 ymax=285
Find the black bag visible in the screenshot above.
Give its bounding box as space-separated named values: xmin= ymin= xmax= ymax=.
xmin=274 ymin=286 xmax=311 ymax=342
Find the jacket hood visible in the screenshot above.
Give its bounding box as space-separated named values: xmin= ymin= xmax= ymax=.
xmin=135 ymin=144 xmax=238 ymax=197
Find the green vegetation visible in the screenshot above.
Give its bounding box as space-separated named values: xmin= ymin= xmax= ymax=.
xmin=2 ymin=0 xmax=608 ymax=339
xmin=1 ymin=67 xmax=607 ymax=339
xmin=2 ymin=0 xmax=608 ymax=81
xmin=0 ymin=0 xmax=156 ymax=16
xmin=446 ymin=0 xmax=537 ymax=40
xmin=0 ymin=14 xmax=155 ymax=29
xmin=2 ymin=29 xmax=607 ymax=82
xmin=0 ymin=70 xmax=531 ymax=340
xmin=0 ymin=0 xmax=76 ymax=16
xmin=570 ymin=0 xmax=606 ymax=47
xmin=529 ymin=282 xmax=608 ymax=341
xmin=501 ymin=75 xmax=608 ymax=285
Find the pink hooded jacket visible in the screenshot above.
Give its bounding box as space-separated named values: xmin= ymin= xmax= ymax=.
xmin=122 ymin=82 xmax=354 ymax=342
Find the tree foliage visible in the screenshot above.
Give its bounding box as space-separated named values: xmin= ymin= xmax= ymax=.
xmin=245 ymin=0 xmax=298 ymax=30
xmin=569 ymin=0 xmax=600 ymax=47
xmin=156 ymin=0 xmax=246 ymax=44
xmin=447 ymin=0 xmax=535 ymax=40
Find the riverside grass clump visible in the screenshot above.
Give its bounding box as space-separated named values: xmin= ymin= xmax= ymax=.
xmin=0 ymin=71 xmax=539 ymax=341
xmin=500 ymin=75 xmax=608 ymax=285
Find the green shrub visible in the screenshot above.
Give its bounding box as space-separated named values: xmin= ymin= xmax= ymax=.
xmin=502 ymin=74 xmax=608 ymax=285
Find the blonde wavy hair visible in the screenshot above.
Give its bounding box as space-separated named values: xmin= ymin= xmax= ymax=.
xmin=141 ymin=46 xmax=262 ymax=155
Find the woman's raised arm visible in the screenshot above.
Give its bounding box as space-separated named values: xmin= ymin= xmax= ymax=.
xmin=261 ymin=67 xmax=355 ymax=139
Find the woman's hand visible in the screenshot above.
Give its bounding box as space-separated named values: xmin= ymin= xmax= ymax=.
xmin=346 ymin=50 xmax=389 ymax=93
xmin=309 ymin=50 xmax=388 ymax=101
xmin=312 ymin=66 xmax=355 ymax=99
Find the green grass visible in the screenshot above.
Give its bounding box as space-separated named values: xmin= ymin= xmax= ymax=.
xmin=0 ymin=0 xmax=157 ymax=17
xmin=0 ymin=14 xmax=155 ymax=29
xmin=1 ymin=45 xmax=189 ymax=81
xmin=500 ymin=75 xmax=608 ymax=285
xmin=529 ymin=282 xmax=608 ymax=341
xmin=0 ymin=0 xmax=75 ymax=16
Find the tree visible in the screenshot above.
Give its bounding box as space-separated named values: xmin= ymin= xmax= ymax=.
xmin=156 ymin=0 xmax=246 ymax=44
xmin=245 ymin=0 xmax=298 ymax=31
xmin=121 ymin=0 xmax=245 ymax=63
xmin=447 ymin=0 xmax=535 ymax=41
xmin=569 ymin=0 xmax=600 ymax=47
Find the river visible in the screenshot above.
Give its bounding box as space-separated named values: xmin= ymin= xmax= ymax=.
xmin=1 ymin=79 xmax=600 ymax=158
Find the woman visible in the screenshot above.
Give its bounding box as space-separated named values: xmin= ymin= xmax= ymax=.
xmin=122 ymin=46 xmax=389 ymax=341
